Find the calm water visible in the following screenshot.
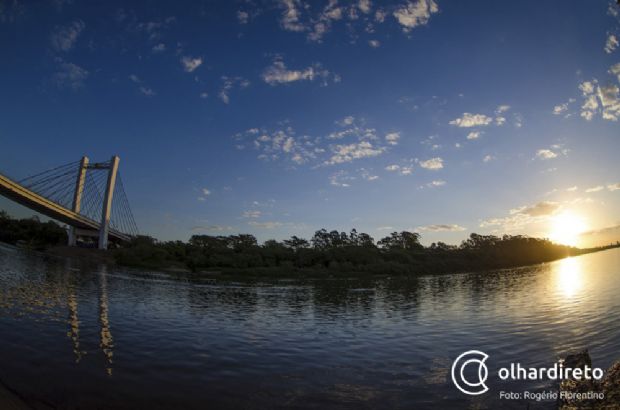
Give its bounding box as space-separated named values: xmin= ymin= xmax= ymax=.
xmin=0 ymin=244 xmax=619 ymax=409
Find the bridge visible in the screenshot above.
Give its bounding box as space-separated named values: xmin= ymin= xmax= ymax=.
xmin=0 ymin=156 xmax=138 ymax=249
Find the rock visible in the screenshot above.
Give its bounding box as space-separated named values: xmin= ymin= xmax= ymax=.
xmin=558 ymin=350 xmax=620 ymax=409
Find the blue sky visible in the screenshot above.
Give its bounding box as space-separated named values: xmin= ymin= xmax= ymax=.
xmin=1 ymin=0 xmax=619 ymax=246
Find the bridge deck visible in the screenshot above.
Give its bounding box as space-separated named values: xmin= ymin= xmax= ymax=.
xmin=0 ymin=173 xmax=130 ymax=242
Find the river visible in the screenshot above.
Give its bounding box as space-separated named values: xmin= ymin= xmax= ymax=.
xmin=0 ymin=244 xmax=619 ymax=409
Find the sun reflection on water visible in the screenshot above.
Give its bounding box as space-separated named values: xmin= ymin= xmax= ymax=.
xmin=555 ymin=257 xmax=583 ymax=298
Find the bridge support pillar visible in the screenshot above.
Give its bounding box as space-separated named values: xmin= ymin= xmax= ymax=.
xmin=98 ymin=156 xmax=120 ymax=250
xmin=68 ymin=156 xmax=89 ymax=247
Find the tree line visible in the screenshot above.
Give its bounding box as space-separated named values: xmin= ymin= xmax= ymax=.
xmin=1 ymin=211 xmax=615 ymax=276
xmin=0 ymin=211 xmax=67 ymax=249
xmin=113 ymin=228 xmax=586 ymax=275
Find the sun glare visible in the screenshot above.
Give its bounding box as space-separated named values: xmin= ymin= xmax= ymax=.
xmin=555 ymin=256 xmax=583 ymax=298
xmin=549 ymin=211 xmax=588 ymax=247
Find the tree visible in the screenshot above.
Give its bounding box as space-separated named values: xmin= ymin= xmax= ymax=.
xmin=283 ymin=235 xmax=310 ymax=251
xmin=378 ymin=231 xmax=422 ymax=250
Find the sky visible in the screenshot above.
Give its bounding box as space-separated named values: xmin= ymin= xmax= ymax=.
xmin=1 ymin=0 xmax=619 ymax=247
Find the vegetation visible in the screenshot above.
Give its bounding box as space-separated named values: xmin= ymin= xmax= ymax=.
xmin=1 ymin=211 xmax=617 ymax=276
xmin=0 ymin=210 xmax=67 ymax=249
xmin=112 ymin=228 xmax=618 ymax=276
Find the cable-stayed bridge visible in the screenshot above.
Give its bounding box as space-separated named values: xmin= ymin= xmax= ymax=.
xmin=0 ymin=156 xmax=138 ymax=249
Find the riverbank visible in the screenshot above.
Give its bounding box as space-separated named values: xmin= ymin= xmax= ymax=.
xmin=0 ymin=381 xmax=32 ymax=410
xmin=3 ymin=213 xmax=620 ymax=278
xmin=37 ymin=241 xmax=620 ymax=279
xmin=559 ymin=351 xmax=620 ymax=409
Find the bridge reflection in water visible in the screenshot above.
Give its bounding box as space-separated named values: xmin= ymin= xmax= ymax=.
xmin=65 ymin=261 xmax=114 ymax=375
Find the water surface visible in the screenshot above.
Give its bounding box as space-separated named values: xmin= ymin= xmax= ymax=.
xmin=0 ymin=244 xmax=619 ymax=409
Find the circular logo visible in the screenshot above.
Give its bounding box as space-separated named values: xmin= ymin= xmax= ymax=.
xmin=451 ymin=350 xmax=489 ymax=395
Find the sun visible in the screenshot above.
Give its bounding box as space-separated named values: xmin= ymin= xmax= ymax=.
xmin=548 ymin=211 xmax=588 ymax=247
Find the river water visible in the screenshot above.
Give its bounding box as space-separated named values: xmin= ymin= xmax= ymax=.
xmin=0 ymin=244 xmax=619 ymax=409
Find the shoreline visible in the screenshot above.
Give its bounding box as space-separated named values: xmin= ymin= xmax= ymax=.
xmin=6 ymin=241 xmax=618 ymax=280
xmin=0 ymin=381 xmax=32 ymax=410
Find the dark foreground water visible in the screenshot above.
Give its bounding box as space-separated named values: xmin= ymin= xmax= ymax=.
xmin=0 ymin=244 xmax=619 ymax=409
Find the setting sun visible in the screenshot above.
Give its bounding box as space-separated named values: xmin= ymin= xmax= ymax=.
xmin=549 ymin=211 xmax=588 ymax=247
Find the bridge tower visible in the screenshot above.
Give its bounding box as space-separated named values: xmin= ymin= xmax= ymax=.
xmin=68 ymin=156 xmax=89 ymax=247
xmin=68 ymin=155 xmax=120 ymax=250
xmin=98 ymin=156 xmax=120 ymax=250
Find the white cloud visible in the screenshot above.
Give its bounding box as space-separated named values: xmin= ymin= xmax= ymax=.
xmin=337 ymin=116 xmax=355 ymax=126
xmin=480 ymin=201 xmax=561 ymax=231
xmin=191 ymin=224 xmax=234 ymax=232
xmin=576 ymin=78 xmax=620 ymax=121
xmin=242 ymin=210 xmax=262 ymax=218
xmin=219 ymin=76 xmax=250 ymax=104
xmin=262 ymin=57 xmax=336 ymax=86
xmin=400 ymin=166 xmax=414 ymax=175
xmin=235 ymin=125 xmax=320 ymax=165
xmin=449 ymin=113 xmax=493 ymax=127
xmin=53 ymin=59 xmax=88 ymax=90
xmin=419 ymin=157 xmax=443 ymax=170
xmin=51 ymin=20 xmax=85 ymax=52
xmin=327 ymin=125 xmax=377 ymax=140
xmin=308 ymin=1 xmax=345 ymax=42
xmin=610 ymin=63 xmax=620 ymax=82
xmin=598 ymin=84 xmax=620 ymax=121
xmin=129 ymin=75 xmax=155 ymax=96
xmin=510 ymin=201 xmax=560 ymax=217
xmin=368 ymin=39 xmax=380 ymax=48
xmin=580 ymin=81 xmax=595 ymax=95
xmin=358 ymin=168 xmax=379 ymax=181
xmin=585 ymin=185 xmax=604 ymax=193
xmin=139 ymin=86 xmax=155 ymax=96
xmin=248 ymin=221 xmax=283 ymax=229
xmin=237 ymin=10 xmax=250 ymax=24
xmin=608 ymin=183 xmax=620 ymax=191
xmin=553 ymin=99 xmax=575 ymax=115
xmin=393 ymin=0 xmax=438 ymax=33
xmin=385 ymin=163 xmax=414 ymax=176
xmin=566 ymin=186 xmax=578 ymax=192
xmin=202 ymin=188 xmax=211 ymax=196
xmin=279 ymin=0 xmax=307 ymax=32
xmin=152 ymin=43 xmax=166 ymax=53
xmin=417 ymin=224 xmax=465 ymax=232
xmin=605 ymin=34 xmax=619 ymax=54
xmin=329 ymin=170 xmax=355 ymax=187
xmin=495 ymin=105 xmax=510 ymax=114
xmin=326 ymin=141 xmax=385 ymax=165
xmin=375 ymin=9 xmax=387 ymax=22
xmin=384 ymin=132 xmax=400 ymax=145
xmin=235 ymin=117 xmax=395 ymax=168
xmin=358 ymin=0 xmax=372 ymax=14
xmin=425 ymin=180 xmax=446 ymax=187
xmin=466 ymin=131 xmax=481 ymax=140
xmin=482 ymin=154 xmax=494 ymax=163
xmin=180 ymin=56 xmax=202 ymax=72
xmin=276 ymin=0 xmax=345 ymax=42
xmin=536 ymin=149 xmax=558 ymax=160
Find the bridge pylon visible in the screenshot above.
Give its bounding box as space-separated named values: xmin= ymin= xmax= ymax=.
xmin=68 ymin=156 xmax=89 ymax=246
xmin=67 ymin=155 xmax=120 ymax=249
